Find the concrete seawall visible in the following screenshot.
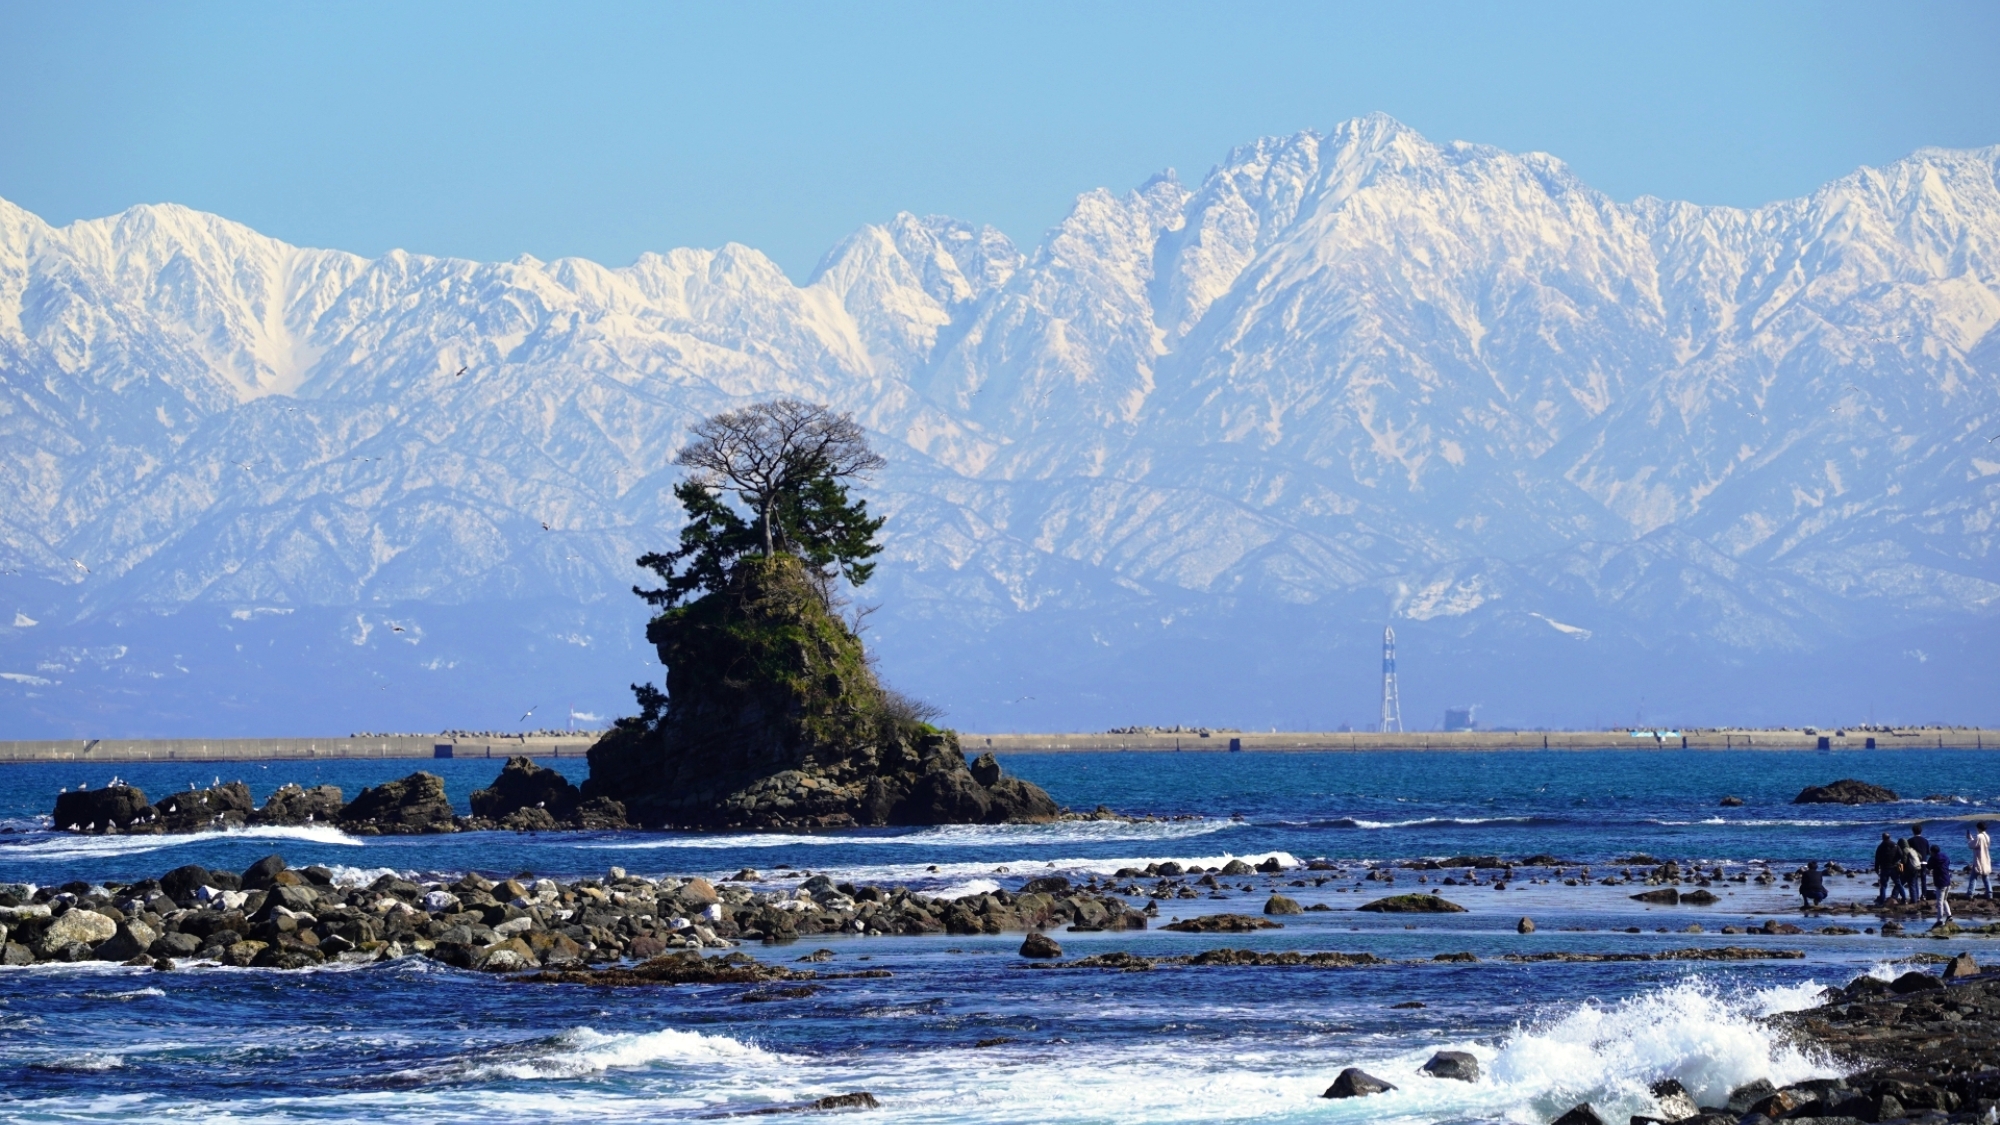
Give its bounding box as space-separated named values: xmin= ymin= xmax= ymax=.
xmin=1 ymin=728 xmax=1994 ymax=762
xmin=0 ymin=736 xmax=599 ymax=764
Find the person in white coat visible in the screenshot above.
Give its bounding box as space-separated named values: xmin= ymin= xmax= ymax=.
xmin=1966 ymin=821 xmax=1993 ymax=900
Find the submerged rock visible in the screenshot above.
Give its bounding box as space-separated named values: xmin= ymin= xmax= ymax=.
xmin=1323 ymin=1068 xmax=1396 ymax=1098
xmin=1356 ymin=894 xmax=1467 ymax=914
xmin=1793 ymin=779 xmax=1898 ymax=805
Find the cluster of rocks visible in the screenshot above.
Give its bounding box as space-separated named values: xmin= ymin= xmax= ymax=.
xmin=49 ymin=758 xmax=628 ymax=836
xmin=0 ymin=856 xmax=1148 ymax=971
xmin=1323 ymin=956 xmax=2000 ymax=1125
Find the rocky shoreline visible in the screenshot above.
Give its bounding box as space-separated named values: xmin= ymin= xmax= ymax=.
xmin=43 ymin=756 xmax=1147 ymax=838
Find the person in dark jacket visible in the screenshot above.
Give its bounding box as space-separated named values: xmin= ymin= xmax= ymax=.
xmin=1799 ymin=861 xmax=1828 ymax=909
xmin=1929 ymin=844 xmax=1955 ymax=924
xmin=1874 ymin=832 xmax=1901 ymax=904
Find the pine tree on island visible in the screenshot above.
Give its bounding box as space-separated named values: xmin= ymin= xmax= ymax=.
xmin=583 ymin=399 xmax=1060 ymax=829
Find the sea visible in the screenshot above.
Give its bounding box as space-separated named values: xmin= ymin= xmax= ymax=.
xmin=0 ymin=748 xmax=1991 ymax=1124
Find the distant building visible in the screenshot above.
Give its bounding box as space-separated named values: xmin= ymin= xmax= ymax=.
xmin=1443 ymin=706 xmax=1477 ymax=732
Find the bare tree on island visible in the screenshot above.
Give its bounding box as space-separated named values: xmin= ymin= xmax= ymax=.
xmin=587 ymin=397 xmax=1061 ymax=830
xmin=675 ymin=399 xmax=885 ymax=558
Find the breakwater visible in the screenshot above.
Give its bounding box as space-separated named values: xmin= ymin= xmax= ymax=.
xmin=2 ymin=726 xmax=1994 ymax=762
xmin=0 ymin=735 xmax=598 ymax=763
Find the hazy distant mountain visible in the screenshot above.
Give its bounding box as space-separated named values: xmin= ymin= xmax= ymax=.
xmin=3 ymin=114 xmax=1997 ymax=738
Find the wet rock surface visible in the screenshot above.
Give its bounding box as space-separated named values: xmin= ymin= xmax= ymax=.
xmin=1794 ymin=779 xmax=1900 ymax=805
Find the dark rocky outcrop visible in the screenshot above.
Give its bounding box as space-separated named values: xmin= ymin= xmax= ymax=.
xmin=1422 ymin=1050 xmax=1480 ymax=1082
xmin=254 ymin=783 xmax=345 ymax=826
xmin=1019 ymin=932 xmax=1062 ymax=958
xmin=340 ymin=772 xmax=456 ymax=834
xmin=1550 ymin=1104 xmax=1603 ymax=1125
xmin=1264 ymin=894 xmax=1304 ymax=915
xmin=52 ymin=785 xmax=152 ymax=832
xmin=583 ymin=555 xmax=1061 ymax=829
xmin=1323 ymin=1068 xmax=1396 ymax=1098
xmin=1357 ymin=894 xmax=1468 ymax=914
xmin=1794 ymin=779 xmax=1899 ymax=805
xmin=155 ymin=781 xmax=254 ymax=832
xmin=470 ymin=757 xmax=583 ymax=822
xmin=1161 ymin=913 xmax=1283 ymax=933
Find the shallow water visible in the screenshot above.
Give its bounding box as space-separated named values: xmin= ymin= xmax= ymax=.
xmin=1 ymin=749 xmax=1991 ymax=1123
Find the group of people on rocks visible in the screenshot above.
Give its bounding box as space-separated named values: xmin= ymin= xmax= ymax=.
xmin=1855 ymin=821 xmax=1995 ymax=922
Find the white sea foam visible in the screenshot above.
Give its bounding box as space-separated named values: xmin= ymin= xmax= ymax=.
xmin=471 ymin=1025 xmax=793 ymax=1081
xmin=738 ymin=851 xmax=1301 ymax=890
xmin=0 ymin=823 xmax=361 ymax=861
xmin=579 ymin=817 xmax=1237 ymax=852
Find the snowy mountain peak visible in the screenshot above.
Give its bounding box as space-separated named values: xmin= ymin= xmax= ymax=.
xmin=2 ymin=116 xmax=1997 ymax=736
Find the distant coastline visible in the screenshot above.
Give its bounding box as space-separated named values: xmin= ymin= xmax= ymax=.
xmin=1 ymin=727 xmax=1996 ymax=762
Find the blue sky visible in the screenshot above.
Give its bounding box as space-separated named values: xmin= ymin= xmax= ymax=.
xmin=3 ymin=1 xmax=1997 ymax=279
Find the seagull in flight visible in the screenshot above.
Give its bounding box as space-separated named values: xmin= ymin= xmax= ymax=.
xmin=540 ymin=521 xmax=551 ymax=531
xmin=391 ymin=624 xmax=405 ymax=633
xmin=454 ymin=366 xmax=467 ymax=378
xmin=68 ymin=558 xmax=89 ymax=575
xmin=519 ymin=705 xmax=539 ymax=723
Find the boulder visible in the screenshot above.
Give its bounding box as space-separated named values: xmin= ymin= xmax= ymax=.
xmin=1725 ymin=1081 xmax=1776 ymax=1115
xmin=52 ymin=784 xmax=152 ymax=832
xmin=1720 ymin=796 xmax=1744 ymax=807
xmin=241 ymin=854 xmax=288 ymax=891
xmin=1421 ymin=1050 xmax=1480 ymax=1081
xmin=1220 ymin=860 xmax=1254 ymax=875
xmin=1650 ymin=1078 xmax=1699 ymax=1121
xmin=1517 ymin=917 xmax=1536 ymax=934
xmin=255 ymin=783 xmax=345 ymax=826
xmin=1356 ymin=894 xmax=1467 ymax=914
xmin=1256 ymin=857 xmax=1285 ymax=873
xmin=470 ymin=757 xmax=582 ymax=822
xmin=1019 ymin=932 xmax=1063 ymax=958
xmin=1264 ymin=894 xmax=1304 ymax=915
xmin=94 ymin=920 xmax=159 ymax=962
xmin=1631 ymin=888 xmax=1680 ymax=905
xmin=1890 ymin=970 xmax=1943 ymax=994
xmin=159 ymin=863 xmax=214 ymax=904
xmin=1 ymin=942 xmax=34 ymax=965
xmin=968 ymin=752 xmax=1002 ymax=787
xmin=1161 ymin=913 xmax=1283 ymax=932
xmin=1551 ymin=1104 xmax=1604 ymax=1125
xmin=1679 ymin=889 xmax=1718 ymax=905
xmin=36 ymin=908 xmax=116 ymax=954
xmin=1322 ymin=1068 xmax=1397 ymax=1098
xmin=1793 ymin=779 xmax=1898 ymax=805
xmin=340 ymin=772 xmax=456 ymax=833
xmin=154 ymin=781 xmax=254 ymax=832
xmin=1945 ymin=952 xmax=1980 ymax=980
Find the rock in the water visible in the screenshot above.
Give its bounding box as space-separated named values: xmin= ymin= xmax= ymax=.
xmin=154 ymin=781 xmax=254 ymax=832
xmin=1550 ymin=1103 xmax=1604 ymax=1125
xmin=1720 ymin=795 xmax=1744 ymax=807
xmin=1356 ymin=894 xmax=1467 ymax=914
xmin=1019 ymin=932 xmax=1062 ymax=958
xmin=1649 ymin=1078 xmax=1699 ymax=1121
xmin=1517 ymin=917 xmax=1536 ymax=934
xmin=1421 ymin=1050 xmax=1480 ymax=1081
xmin=1264 ymin=894 xmax=1304 ymax=915
xmin=1793 ymin=779 xmax=1898 ymax=805
xmin=581 ymin=555 xmax=1061 ymax=830
xmin=1724 ymin=1080 xmax=1775 ymax=1115
xmin=1323 ymin=1068 xmax=1397 ymax=1098
xmin=255 ymin=783 xmax=345 ymax=826
xmin=341 ymin=772 xmax=456 ymax=833
xmin=1945 ymin=952 xmax=1980 ymax=979
xmin=1161 ymin=913 xmax=1283 ymax=932
xmin=1889 ymin=970 xmax=1942 ymax=994
xmin=52 ymin=784 xmax=152 ymax=832
xmin=1631 ymin=888 xmax=1680 ymax=905
xmin=471 ymin=756 xmax=582 ymax=822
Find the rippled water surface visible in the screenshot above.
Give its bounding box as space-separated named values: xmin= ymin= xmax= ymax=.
xmin=1 ymin=749 xmax=1993 ymax=1123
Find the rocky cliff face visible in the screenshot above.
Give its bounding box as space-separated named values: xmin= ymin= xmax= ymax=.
xmin=583 ymin=555 xmax=1059 ymax=828
xmin=2 ymin=115 xmax=1997 ymax=734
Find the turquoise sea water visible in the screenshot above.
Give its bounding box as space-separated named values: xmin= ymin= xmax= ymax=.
xmin=0 ymin=749 xmax=1991 ymax=1123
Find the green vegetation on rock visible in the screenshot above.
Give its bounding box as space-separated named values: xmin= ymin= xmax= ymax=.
xmin=584 ymin=400 xmax=1059 ymax=829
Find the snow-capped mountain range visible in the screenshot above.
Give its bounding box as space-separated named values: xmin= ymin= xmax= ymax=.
xmin=3 ymin=114 xmax=1997 ymax=737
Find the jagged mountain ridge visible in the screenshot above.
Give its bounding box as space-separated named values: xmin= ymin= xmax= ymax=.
xmin=2 ymin=113 xmax=1997 ymax=736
